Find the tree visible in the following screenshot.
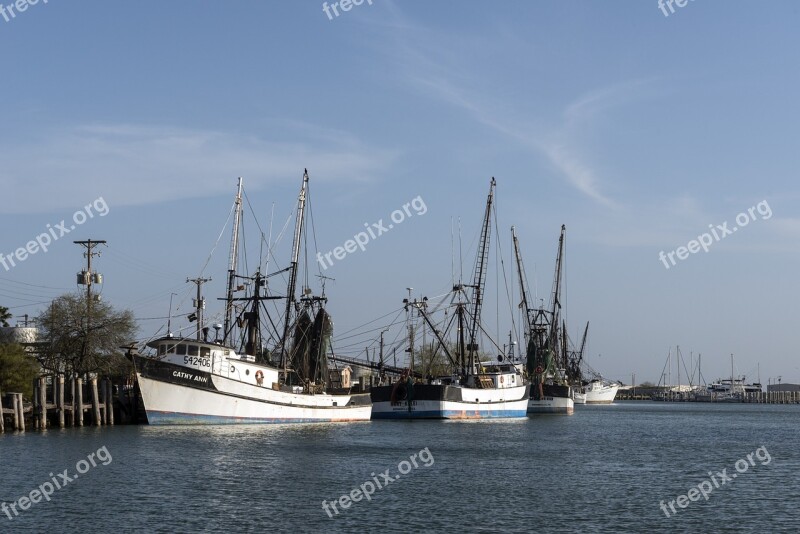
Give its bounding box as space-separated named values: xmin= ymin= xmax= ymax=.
xmin=0 ymin=305 xmax=11 ymax=327
xmin=37 ymin=293 xmax=136 ymax=378
xmin=0 ymin=343 xmax=40 ymax=399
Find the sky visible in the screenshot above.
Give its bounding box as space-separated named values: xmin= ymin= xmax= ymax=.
xmin=0 ymin=0 xmax=798 ymax=385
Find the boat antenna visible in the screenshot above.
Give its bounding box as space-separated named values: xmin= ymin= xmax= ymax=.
xmin=317 ymin=274 xmax=335 ymax=299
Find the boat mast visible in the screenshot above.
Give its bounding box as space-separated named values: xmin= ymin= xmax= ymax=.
xmin=466 ymin=178 xmax=495 ymax=374
xmin=549 ymin=225 xmax=566 ymax=354
xmin=224 ymin=177 xmax=244 ymax=344
xmin=281 ymin=170 xmax=309 ymax=368
xmin=511 ymin=226 xmax=534 ymax=336
xmin=245 ymin=271 xmax=263 ymax=356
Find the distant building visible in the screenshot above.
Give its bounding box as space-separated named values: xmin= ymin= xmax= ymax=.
xmin=0 ymin=326 xmax=39 ymax=345
xmin=767 ymin=384 xmax=800 ymax=393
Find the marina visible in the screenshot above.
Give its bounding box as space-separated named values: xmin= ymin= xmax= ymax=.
xmin=1 ymin=2 xmax=797 ymax=531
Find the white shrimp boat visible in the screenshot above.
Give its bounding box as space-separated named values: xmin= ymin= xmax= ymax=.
xmin=370 ymin=364 xmax=529 ymax=419
xmin=133 ymin=172 xmax=371 ymax=424
xmin=581 ymin=379 xmax=619 ymax=404
xmin=135 ymin=337 xmax=371 ymax=424
xmin=370 ymin=179 xmax=529 ymax=420
xmin=512 ymin=226 xmax=574 ymax=415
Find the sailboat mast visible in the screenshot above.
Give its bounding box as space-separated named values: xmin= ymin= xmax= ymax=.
xmin=281 ymin=170 xmax=309 ymax=366
xmin=467 ymin=178 xmax=495 ymax=373
xmin=224 ymin=177 xmax=244 ymax=344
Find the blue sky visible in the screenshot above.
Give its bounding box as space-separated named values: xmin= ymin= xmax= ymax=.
xmin=1 ymin=1 xmax=798 ymax=385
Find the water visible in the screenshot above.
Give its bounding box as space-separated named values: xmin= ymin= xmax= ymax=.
xmin=1 ymin=402 xmax=798 ymax=532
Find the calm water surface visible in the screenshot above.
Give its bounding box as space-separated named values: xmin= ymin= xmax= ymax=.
xmin=1 ymin=402 xmax=798 ymax=532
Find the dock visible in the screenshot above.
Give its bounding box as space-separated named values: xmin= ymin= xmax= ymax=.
xmin=0 ymin=374 xmax=144 ymax=432
xmin=617 ymin=388 xmax=800 ymax=404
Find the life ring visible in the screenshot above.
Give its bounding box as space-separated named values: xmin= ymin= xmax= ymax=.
xmin=255 ymin=370 xmax=264 ymax=385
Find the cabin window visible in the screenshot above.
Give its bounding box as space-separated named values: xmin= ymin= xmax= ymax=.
xmin=166 ymin=344 xmax=177 ymax=354
xmin=176 ymin=344 xmax=186 ymax=356
xmin=201 ymin=347 xmax=211 ymax=357
xmin=159 ymin=344 xmax=166 ymax=355
xmin=188 ymin=345 xmax=199 ymax=356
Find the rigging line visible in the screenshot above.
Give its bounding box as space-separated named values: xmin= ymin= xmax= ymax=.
xmin=332 ymin=320 xmax=407 ymax=346
xmin=198 ymin=200 xmax=236 ymax=277
xmin=494 ymin=198 xmax=499 ymax=342
xmin=306 ymin=184 xmax=323 ymax=284
xmin=240 ymin=189 xmax=266 ymax=276
xmin=492 ymin=200 xmax=518 ymax=351
xmin=336 ymin=321 xmax=408 ymax=360
xmin=331 ymin=307 xmax=405 ymax=339
xmin=261 ymin=208 xmax=293 ymax=276
xmin=265 ymin=202 xmax=275 ymax=279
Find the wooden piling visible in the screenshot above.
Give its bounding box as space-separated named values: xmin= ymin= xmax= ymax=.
xmin=33 ymin=379 xmax=40 ymax=430
xmin=16 ymin=393 xmax=25 ymax=432
xmin=106 ymin=380 xmax=114 ymax=426
xmin=69 ymin=377 xmax=75 ymax=427
xmin=100 ymin=379 xmax=106 ymax=425
xmin=39 ymin=376 xmax=47 ymax=430
xmin=76 ymin=377 xmax=84 ymax=427
xmin=57 ymin=375 xmax=65 ymax=429
xmin=0 ymin=386 xmax=4 ymax=434
xmin=11 ymin=393 xmax=18 ymax=430
xmin=91 ymin=377 xmax=101 ymax=426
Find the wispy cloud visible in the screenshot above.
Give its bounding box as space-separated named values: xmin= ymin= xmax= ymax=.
xmin=0 ymin=123 xmax=397 ymax=214
xmin=375 ymin=11 xmax=634 ymax=208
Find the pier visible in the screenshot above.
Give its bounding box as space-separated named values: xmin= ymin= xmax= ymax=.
xmin=617 ymin=388 xmax=800 ymax=404
xmin=0 ymin=374 xmax=143 ymax=432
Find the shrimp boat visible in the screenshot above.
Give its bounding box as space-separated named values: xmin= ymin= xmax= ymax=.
xmin=134 ymin=172 xmax=372 ymax=424
xmin=580 ymin=379 xmax=619 ymax=404
xmin=512 ymin=226 xmax=574 ymax=415
xmin=370 ymin=179 xmax=529 ymax=419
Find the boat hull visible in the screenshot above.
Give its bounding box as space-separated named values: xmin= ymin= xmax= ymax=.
xmin=135 ymin=357 xmax=372 ymax=425
xmin=370 ymin=383 xmax=529 ymax=420
xmin=527 ymin=384 xmax=574 ymax=415
xmin=584 ymin=384 xmax=619 ymax=404
xmin=527 ymin=396 xmax=574 ymax=415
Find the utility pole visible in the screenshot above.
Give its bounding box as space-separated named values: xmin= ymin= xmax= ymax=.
xmin=74 ymin=240 xmax=106 ymax=364
xmin=404 ymin=288 xmax=414 ymax=373
xmin=187 ymin=277 xmax=212 ymax=340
